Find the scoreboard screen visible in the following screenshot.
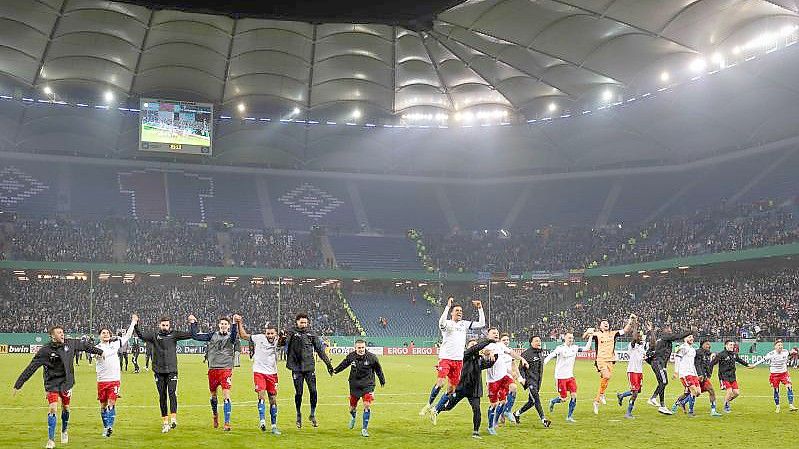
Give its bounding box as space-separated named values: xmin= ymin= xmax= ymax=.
xmin=139 ymin=99 xmax=213 ymax=155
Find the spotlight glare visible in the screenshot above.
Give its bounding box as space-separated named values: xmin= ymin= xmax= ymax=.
xmin=660 ymin=71 xmax=670 ymax=82
xmin=352 ymin=109 xmax=362 ymax=119
xmin=104 ymin=91 xmax=114 ymax=102
xmin=732 ymin=46 xmax=741 ymax=55
xmin=43 ymin=86 xmax=52 ymax=95
xmin=548 ymin=102 xmax=557 ymax=112
xmin=689 ymin=58 xmax=707 ymax=73
xmin=291 ymin=107 xmax=300 ymax=115
xmin=601 ymin=89 xmax=612 ymax=102
xmin=237 ymin=103 xmax=245 ymax=112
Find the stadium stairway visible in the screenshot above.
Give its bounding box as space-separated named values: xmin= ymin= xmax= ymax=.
xmin=346 ymin=292 xmax=439 ymax=338
xmin=328 ymin=235 xmax=423 ymax=272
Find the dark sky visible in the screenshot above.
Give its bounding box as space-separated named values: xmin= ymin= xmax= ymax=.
xmin=115 ymin=0 xmax=467 ymax=29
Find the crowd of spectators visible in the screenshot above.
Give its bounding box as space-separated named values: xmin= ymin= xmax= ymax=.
xmin=7 ymin=218 xmax=114 ymax=263
xmin=229 ymin=229 xmax=320 ymax=268
xmin=1 ymin=277 xmax=357 ymax=336
xmin=126 ymin=221 xmax=222 ymax=266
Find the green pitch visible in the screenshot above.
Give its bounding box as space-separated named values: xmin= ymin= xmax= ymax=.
xmin=1 ymin=354 xmax=795 ymax=448
xmin=141 ymin=125 xmax=210 ymax=146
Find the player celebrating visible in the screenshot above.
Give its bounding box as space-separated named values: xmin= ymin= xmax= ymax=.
xmin=616 ymin=330 xmax=646 ymax=419
xmin=583 ymin=314 xmax=636 ymax=414
xmin=432 ymin=336 xmax=496 ymax=438
xmin=13 ymin=325 xmax=105 ymax=449
xmin=134 ymin=316 xmax=193 ymax=433
xmin=420 ymin=297 xmax=485 ymax=417
xmin=647 ymin=323 xmax=693 ymax=415
xmin=513 ymin=335 xmax=552 ymax=427
xmin=710 ymin=340 xmax=750 ymax=413
xmin=285 ymin=313 xmax=335 ymax=428
xmin=751 ymin=339 xmax=797 ymax=413
xmin=695 ymin=339 xmax=722 ymax=416
xmin=95 ymin=315 xmax=138 ymax=437
xmin=485 ymin=330 xmax=528 ymax=434
xmin=189 ymin=315 xmax=239 ymax=431
xmin=234 ymin=315 xmax=282 ymax=435
xmin=333 ymin=340 xmax=386 ymax=437
xmin=671 ymin=334 xmax=701 ymax=416
xmin=543 ymin=333 xmax=591 ymax=423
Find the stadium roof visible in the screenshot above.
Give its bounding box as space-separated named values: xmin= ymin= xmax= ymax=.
xmin=1 ymin=1 xmax=799 ymax=175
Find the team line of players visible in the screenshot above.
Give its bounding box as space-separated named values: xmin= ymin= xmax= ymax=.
xmin=11 ymin=298 xmax=797 ymax=447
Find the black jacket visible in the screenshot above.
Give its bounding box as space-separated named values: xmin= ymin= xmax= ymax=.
xmin=334 ymin=351 xmax=385 ymax=396
xmin=695 ymin=347 xmax=714 ymax=379
xmin=519 ymin=346 xmax=544 ymax=390
xmin=285 ymin=328 xmax=333 ymax=373
xmin=711 ymin=349 xmax=749 ymax=382
xmin=455 ymin=339 xmax=495 ymax=398
xmin=134 ymin=325 xmax=193 ymax=374
xmin=649 ymin=330 xmax=693 ymax=364
xmin=15 ymin=339 xmax=103 ymax=392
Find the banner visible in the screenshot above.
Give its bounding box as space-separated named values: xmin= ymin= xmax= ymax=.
xmin=383 ymin=347 xmax=438 ymax=356
xmin=328 ymin=346 xmax=384 ymax=356
xmin=8 ymin=344 xmax=30 ymax=353
xmin=0 ymin=345 xmax=7 ymax=354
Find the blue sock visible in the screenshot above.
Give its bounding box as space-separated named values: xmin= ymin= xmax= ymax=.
xmin=788 ymin=387 xmax=794 ymax=405
xmin=494 ymin=403 xmax=505 ymax=427
xmin=223 ymin=399 xmax=231 ymax=424
xmin=567 ymin=398 xmax=576 ymax=418
xmin=710 ymin=400 xmax=716 ymax=411
xmin=435 ymin=393 xmax=450 ymax=413
xmin=210 ymin=396 xmax=218 ymax=416
xmin=100 ymin=409 xmax=108 ymax=428
xmin=362 ymin=409 xmax=371 ymax=430
xmin=627 ymin=401 xmax=634 ymax=415
xmin=620 ymin=391 xmax=633 ymax=399
xmin=678 ymin=395 xmax=690 ymax=406
xmin=61 ymin=409 xmax=69 ymax=432
xmin=429 ymin=385 xmax=442 ymax=405
xmin=487 ymin=406 xmax=496 ymax=429
xmin=506 ymin=391 xmax=517 ymax=412
xmin=48 ymin=413 xmax=56 ymax=440
xmin=550 ymin=397 xmax=562 ymax=406
xmin=257 ymin=399 xmax=265 ymax=421
xmin=270 ymin=404 xmax=277 ymax=426
xmin=107 ymin=406 xmax=116 ymax=428
xmin=350 ymin=409 xmax=357 ymax=419
xmin=688 ymin=396 xmax=695 ymax=413
xmin=774 ymin=388 xmax=780 ymax=405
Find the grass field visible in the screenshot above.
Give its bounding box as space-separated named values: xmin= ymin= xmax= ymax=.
xmin=1 ymin=354 xmax=796 ymax=448
xmin=141 ymin=125 xmax=210 ymax=146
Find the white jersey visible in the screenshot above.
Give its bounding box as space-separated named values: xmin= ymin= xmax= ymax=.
xmin=674 ymin=343 xmax=697 ymax=377
xmin=486 ymin=342 xmax=514 ymax=383
xmin=544 ymin=344 xmax=583 ymax=380
xmin=757 ymin=350 xmax=789 ymax=374
xmin=251 ymin=334 xmax=279 ymax=375
xmin=95 ymin=321 xmax=135 ymax=383
xmin=438 ymin=306 xmax=486 ymax=361
xmin=627 ymin=342 xmax=646 ymax=374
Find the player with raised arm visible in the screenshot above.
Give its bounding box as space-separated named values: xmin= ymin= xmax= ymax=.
xmin=420 ymin=297 xmax=486 ymax=418
xmin=285 ymin=313 xmax=335 ymax=428
xmin=543 ymin=333 xmax=592 ymax=423
xmin=189 ymin=314 xmax=239 ymax=431
xmin=750 ymin=339 xmax=797 ymax=413
xmin=646 ymin=323 xmax=693 ymax=415
xmin=583 ymin=314 xmax=636 ymax=414
xmin=671 ymin=334 xmax=701 ymax=416
xmin=513 ymin=335 xmax=552 ymax=428
xmin=134 ymin=316 xmax=193 ymax=433
xmin=616 ymin=330 xmax=646 ymax=419
xmin=234 ymin=314 xmax=283 ymax=435
xmin=95 ymin=315 xmax=138 ymax=437
xmin=13 ymin=325 xmax=104 ymax=449
xmin=333 ymin=340 xmax=386 ymax=437
xmin=710 ymin=340 xmax=750 ymax=413
xmin=695 ymin=339 xmax=722 ymax=417
xmin=431 ymin=335 xmax=497 ymax=438
xmin=484 ymin=330 xmax=529 ymax=434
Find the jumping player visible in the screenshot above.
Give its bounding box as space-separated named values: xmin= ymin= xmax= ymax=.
xmin=134 ymin=316 xmax=193 ymax=433
xmin=189 ymin=314 xmax=239 ymax=431
xmin=333 ymin=340 xmax=386 ymax=437
xmin=420 ymin=297 xmax=485 ymax=417
xmin=616 ymin=330 xmax=646 ymax=418
xmin=513 ymin=335 xmax=552 ymax=427
xmin=543 ymin=333 xmax=592 ymax=423
xmin=751 ymin=339 xmax=797 ymax=413
xmin=284 ymin=313 xmax=335 ymax=428
xmin=583 ymin=314 xmax=636 ymax=414
xmin=234 ymin=315 xmax=282 ymax=434
xmin=95 ymin=315 xmax=138 ymax=437
xmin=432 ymin=336 xmax=496 ymax=437
xmin=710 ymin=340 xmax=751 ymax=412
xmin=13 ymin=325 xmax=105 ymax=449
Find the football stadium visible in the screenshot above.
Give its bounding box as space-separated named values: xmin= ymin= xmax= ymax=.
xmin=1 ymin=1 xmax=799 ymax=448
